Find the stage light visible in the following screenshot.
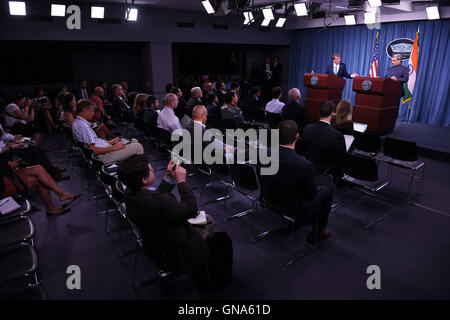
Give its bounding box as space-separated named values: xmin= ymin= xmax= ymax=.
xmin=91 ymin=6 xmax=104 ymax=19
xmin=262 ymin=8 xmax=274 ymax=20
xmin=426 ymin=6 xmax=440 ymax=20
xmin=364 ymin=11 xmax=376 ymax=24
xmin=294 ymin=3 xmax=308 ymax=16
xmin=261 ymin=19 xmax=271 ymax=26
xmin=9 ymin=1 xmax=26 ymax=16
xmin=125 ymin=8 xmax=138 ymax=21
xmin=368 ymin=0 xmax=382 ymax=8
xmin=202 ymin=0 xmax=215 ymax=14
xmin=51 ymin=4 xmax=66 ymax=17
xmin=275 ymin=17 xmax=286 ymax=27
xmin=344 ymin=14 xmax=356 ymax=25
xmin=243 ymin=11 xmax=254 ymax=24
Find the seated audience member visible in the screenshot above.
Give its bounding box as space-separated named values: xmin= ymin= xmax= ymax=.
xmin=62 ymin=93 xmax=77 ymax=128
xmin=265 ymin=86 xmax=285 ymax=114
xmin=170 ymin=87 xmax=186 ymax=120
xmin=72 ymin=99 xmax=144 ymax=164
xmin=282 ymin=88 xmax=307 ymax=132
xmin=301 ymin=100 xmax=346 ymax=177
xmin=0 ymin=125 xmax=69 ymax=181
xmin=215 ymin=81 xmax=227 ymax=106
xmin=243 ymin=86 xmax=263 ymax=110
xmin=89 ymin=87 xmax=114 ymax=139
xmin=100 ymin=81 xmax=109 ymax=104
xmin=263 ymin=120 xmax=333 ymax=243
xmin=133 ymin=93 xmax=149 ymax=124
xmin=203 ymin=82 xmax=215 ymax=99
xmin=118 ymin=155 xmax=233 ymax=288
xmin=0 ymin=155 xmax=79 ymax=215
xmin=127 ymin=92 xmax=138 ymax=115
xmin=221 ymin=91 xmax=245 ymax=126
xmin=230 ymin=81 xmax=240 ymax=95
xmin=142 ymin=95 xmax=159 ymax=136
xmin=157 ymin=94 xmax=182 ymax=133
xmin=186 ymin=87 xmax=203 ymax=117
xmin=206 ymin=93 xmax=221 ymax=119
xmin=34 ymin=87 xmax=57 ymax=134
xmin=165 ymin=83 xmax=174 ymax=94
xmin=111 ymin=84 xmax=132 ymax=120
xmin=56 ymin=91 xmax=66 ymax=125
xmin=331 ymin=99 xmax=354 ymax=135
xmin=121 ymin=81 xmax=129 ymax=99
xmin=4 ymin=94 xmax=36 ymax=137
xmin=74 ymin=78 xmax=92 ymax=101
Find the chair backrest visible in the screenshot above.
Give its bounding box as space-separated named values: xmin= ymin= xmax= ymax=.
xmin=62 ymin=123 xmax=74 ymax=142
xmin=266 ymin=112 xmax=282 ymax=128
xmin=343 ymin=153 xmax=378 ymax=182
xmin=229 ymin=164 xmax=259 ymax=191
xmin=306 ymin=144 xmax=338 ymax=172
xmin=243 ymin=108 xmax=266 ymax=122
xmin=258 ymin=175 xmax=297 ymax=212
xmin=383 ymin=137 xmax=418 ymax=161
xmin=222 ymin=118 xmax=238 ymax=130
xmin=353 ymin=131 xmax=381 ymax=154
xmin=206 ymin=117 xmax=223 ymax=131
xmin=156 ymin=127 xmax=173 ymax=150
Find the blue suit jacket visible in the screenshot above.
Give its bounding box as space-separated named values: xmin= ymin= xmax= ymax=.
xmin=326 ymin=63 xmax=352 ymax=79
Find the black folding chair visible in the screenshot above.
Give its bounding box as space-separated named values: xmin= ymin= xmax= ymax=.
xmin=0 ymin=216 xmax=35 ymax=248
xmin=341 ymin=153 xmax=390 ymax=228
xmin=266 ymin=112 xmax=282 ymax=128
xmin=225 ymin=163 xmax=259 ymax=221
xmin=382 ymin=137 xmax=425 ymax=199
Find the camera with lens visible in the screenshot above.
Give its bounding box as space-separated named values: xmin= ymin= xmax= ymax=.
xmin=36 ymin=97 xmax=48 ymax=104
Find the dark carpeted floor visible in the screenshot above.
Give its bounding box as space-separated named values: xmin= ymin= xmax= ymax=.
xmin=27 ymin=131 xmax=450 ymax=300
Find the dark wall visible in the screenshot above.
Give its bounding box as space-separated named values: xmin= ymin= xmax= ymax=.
xmin=0 ymin=41 xmax=144 ymax=98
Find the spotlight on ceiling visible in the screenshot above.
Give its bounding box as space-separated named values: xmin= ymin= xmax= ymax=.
xmin=294 ymin=3 xmax=308 ymax=16
xmin=91 ymin=6 xmax=104 ymax=19
xmin=368 ymin=0 xmax=382 ymax=7
xmin=9 ymin=1 xmax=26 ymax=16
xmin=261 ymin=18 xmax=271 ymax=26
xmin=51 ymin=4 xmax=66 ymax=17
xmin=262 ymin=7 xmax=274 ymax=20
xmin=125 ymin=8 xmax=138 ymax=21
xmin=202 ymin=0 xmax=215 ymax=14
xmin=276 ymin=17 xmax=286 ymax=27
xmin=243 ymin=11 xmax=254 ymax=24
xmin=344 ymin=14 xmax=356 ymax=25
xmin=364 ymin=11 xmax=376 ymax=24
xmin=426 ymin=6 xmax=440 ymax=20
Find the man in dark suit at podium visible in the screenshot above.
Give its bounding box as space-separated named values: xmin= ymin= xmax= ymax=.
xmin=325 ymin=53 xmax=358 ymax=79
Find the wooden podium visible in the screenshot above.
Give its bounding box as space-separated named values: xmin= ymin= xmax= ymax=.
xmin=352 ymin=77 xmax=402 ymax=134
xmin=304 ymin=73 xmax=346 ymax=120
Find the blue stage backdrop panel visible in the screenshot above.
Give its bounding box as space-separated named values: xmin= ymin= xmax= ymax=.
xmin=288 ymin=20 xmax=450 ymax=127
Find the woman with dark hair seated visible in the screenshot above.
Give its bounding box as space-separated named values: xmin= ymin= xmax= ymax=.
xmin=331 ymin=99 xmax=354 ymax=135
xmin=62 ymin=92 xmax=77 ymax=128
xmin=134 ymin=94 xmax=158 ymax=137
xmin=0 ymin=155 xmax=80 ymax=215
xmin=34 ymin=87 xmax=58 ymax=134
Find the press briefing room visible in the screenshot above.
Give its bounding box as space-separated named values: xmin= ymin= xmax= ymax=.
xmin=0 ymin=0 xmax=449 ymax=310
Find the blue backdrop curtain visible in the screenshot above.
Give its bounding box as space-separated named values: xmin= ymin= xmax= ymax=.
xmin=288 ymin=19 xmax=450 ymax=127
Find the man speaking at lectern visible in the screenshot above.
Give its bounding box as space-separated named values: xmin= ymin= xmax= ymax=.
xmin=326 ymin=53 xmax=358 ymax=79
xmin=385 ymin=54 xmax=409 ymax=107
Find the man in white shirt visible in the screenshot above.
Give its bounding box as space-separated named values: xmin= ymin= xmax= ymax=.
xmin=157 ymin=94 xmax=182 ymax=133
xmin=265 ymin=87 xmax=285 ymax=114
xmin=72 ymin=99 xmax=143 ymax=164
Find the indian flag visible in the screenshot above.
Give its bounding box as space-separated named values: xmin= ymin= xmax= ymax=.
xmin=402 ymin=28 xmax=419 ymax=103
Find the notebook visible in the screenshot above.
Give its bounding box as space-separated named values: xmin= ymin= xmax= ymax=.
xmin=188 ymin=210 xmax=207 ymax=225
xmin=353 ymin=122 xmax=368 ymax=133
xmin=0 ymin=197 xmax=21 ymax=215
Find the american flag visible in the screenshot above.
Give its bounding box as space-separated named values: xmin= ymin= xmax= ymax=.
xmin=369 ymin=33 xmax=379 ymax=78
